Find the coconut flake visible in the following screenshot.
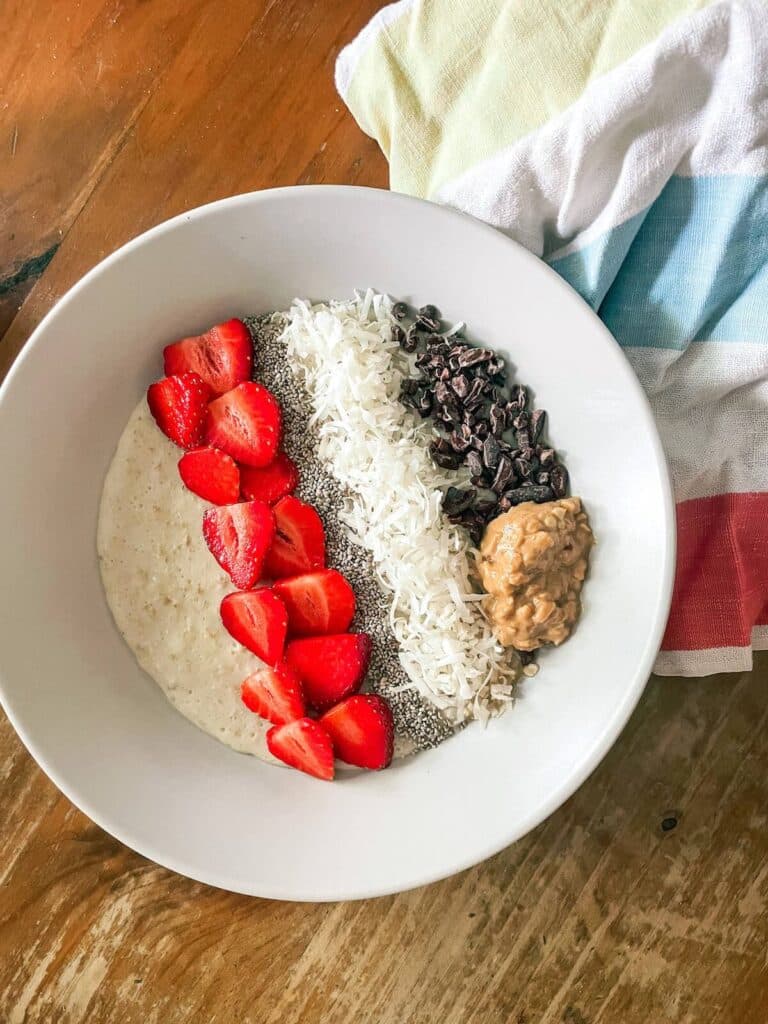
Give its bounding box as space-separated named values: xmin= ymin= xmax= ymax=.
xmin=283 ymin=292 xmax=519 ymax=724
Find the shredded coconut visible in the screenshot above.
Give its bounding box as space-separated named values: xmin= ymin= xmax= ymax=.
xmin=283 ymin=290 xmax=520 ymax=724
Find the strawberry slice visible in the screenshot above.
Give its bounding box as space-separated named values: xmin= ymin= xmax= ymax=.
xmin=274 ymin=569 xmax=356 ymax=637
xmin=164 ymin=318 xmax=252 ymax=396
xmin=241 ymin=662 xmax=305 ymax=725
xmin=203 ymin=500 xmax=274 ymax=589
xmin=267 ymin=718 xmax=335 ymax=781
xmin=264 ymin=495 xmax=326 ymax=579
xmin=147 ymin=372 xmax=211 ymax=449
xmin=178 ymin=447 xmax=240 ymax=504
xmin=240 ymin=452 xmax=299 ymax=505
xmin=205 ymin=382 xmax=281 ymax=468
xmin=285 ymin=633 xmax=371 ymax=710
xmin=221 ymin=589 xmax=288 ymax=664
xmin=320 ymin=695 xmax=394 ymax=770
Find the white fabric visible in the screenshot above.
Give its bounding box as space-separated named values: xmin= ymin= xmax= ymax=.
xmin=434 ymin=1 xmax=768 ymax=261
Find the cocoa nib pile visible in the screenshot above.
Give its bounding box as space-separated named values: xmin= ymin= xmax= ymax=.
xmin=396 ymin=302 xmax=569 ymax=545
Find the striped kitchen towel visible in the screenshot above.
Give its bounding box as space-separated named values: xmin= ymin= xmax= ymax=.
xmin=336 ymin=0 xmax=768 ymax=677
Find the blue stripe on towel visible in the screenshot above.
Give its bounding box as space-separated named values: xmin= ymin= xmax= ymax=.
xmin=550 ymin=175 xmax=768 ymax=349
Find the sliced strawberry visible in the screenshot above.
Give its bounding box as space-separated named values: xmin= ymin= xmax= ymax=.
xmin=264 ymin=495 xmax=326 ymax=579
xmin=267 ymin=718 xmax=335 ymax=781
xmin=240 ymin=452 xmax=299 ymax=505
xmin=205 ymin=382 xmax=281 ymax=468
xmin=274 ymin=570 xmax=356 ymax=637
xmin=320 ymin=695 xmax=394 ymax=770
xmin=164 ymin=318 xmax=252 ymax=396
xmin=203 ymin=500 xmax=274 ymax=589
xmin=147 ymin=372 xmax=211 ymax=449
xmin=178 ymin=447 xmax=240 ymax=504
xmin=241 ymin=662 xmax=305 ymax=725
xmin=221 ymin=589 xmax=288 ymax=664
xmin=285 ymin=633 xmax=371 ymax=710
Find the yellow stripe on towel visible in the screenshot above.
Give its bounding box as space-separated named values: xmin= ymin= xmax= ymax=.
xmin=343 ymin=0 xmax=711 ymax=197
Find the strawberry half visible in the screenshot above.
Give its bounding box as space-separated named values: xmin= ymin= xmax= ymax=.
xmin=147 ymin=372 xmax=211 ymax=449
xmin=285 ymin=633 xmax=371 ymax=710
xmin=205 ymin=382 xmax=282 ymax=468
xmin=274 ymin=569 xmax=356 ymax=637
xmin=264 ymin=495 xmax=326 ymax=579
xmin=241 ymin=662 xmax=305 ymax=725
xmin=320 ymin=695 xmax=394 ymax=770
xmin=267 ymin=718 xmax=335 ymax=781
xmin=240 ymin=451 xmax=299 ymax=505
xmin=202 ymin=500 xmax=274 ymax=589
xmin=178 ymin=447 xmax=240 ymax=505
xmin=221 ymin=589 xmax=288 ymax=664
xmin=164 ymin=318 xmax=252 ymax=396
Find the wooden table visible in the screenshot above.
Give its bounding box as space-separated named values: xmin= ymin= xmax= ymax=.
xmin=2 ymin=3 xmax=767 ymax=1021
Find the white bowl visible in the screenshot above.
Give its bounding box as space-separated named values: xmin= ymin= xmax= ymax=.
xmin=0 ymin=187 xmax=674 ymax=900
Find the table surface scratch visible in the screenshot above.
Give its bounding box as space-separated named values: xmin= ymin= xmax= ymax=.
xmin=1 ymin=2 xmax=767 ymax=1022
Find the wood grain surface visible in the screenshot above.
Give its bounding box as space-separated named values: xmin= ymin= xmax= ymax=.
xmin=1 ymin=2 xmax=767 ymax=1021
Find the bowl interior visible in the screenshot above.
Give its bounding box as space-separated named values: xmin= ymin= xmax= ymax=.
xmin=0 ymin=188 xmax=673 ymax=899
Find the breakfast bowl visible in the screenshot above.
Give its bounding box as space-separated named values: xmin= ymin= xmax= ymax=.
xmin=0 ymin=186 xmax=675 ymax=900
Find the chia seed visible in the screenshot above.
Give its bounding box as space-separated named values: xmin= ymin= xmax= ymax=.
xmin=245 ymin=314 xmax=456 ymax=752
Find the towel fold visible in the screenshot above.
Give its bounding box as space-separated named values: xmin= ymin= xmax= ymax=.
xmin=336 ymin=0 xmax=768 ymax=676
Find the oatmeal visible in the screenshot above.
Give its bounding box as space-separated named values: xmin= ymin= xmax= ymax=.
xmin=478 ymin=497 xmax=594 ymax=651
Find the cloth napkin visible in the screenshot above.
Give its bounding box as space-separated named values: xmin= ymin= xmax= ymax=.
xmin=336 ymin=0 xmax=768 ymax=677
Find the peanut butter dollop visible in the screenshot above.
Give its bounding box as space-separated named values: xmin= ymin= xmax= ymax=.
xmin=477 ymin=497 xmax=594 ymax=651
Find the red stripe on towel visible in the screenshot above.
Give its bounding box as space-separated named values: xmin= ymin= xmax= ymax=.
xmin=662 ymin=492 xmax=768 ymax=651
